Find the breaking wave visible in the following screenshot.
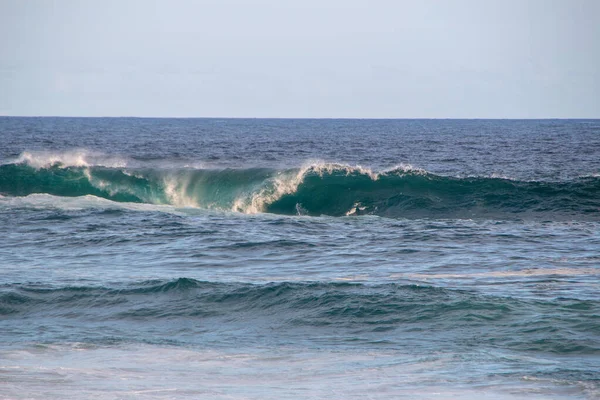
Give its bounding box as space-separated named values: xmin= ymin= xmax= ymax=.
xmin=1 ymin=151 xmax=599 ymax=220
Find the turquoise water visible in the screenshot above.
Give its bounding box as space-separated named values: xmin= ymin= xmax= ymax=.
xmin=1 ymin=118 xmax=599 ymax=399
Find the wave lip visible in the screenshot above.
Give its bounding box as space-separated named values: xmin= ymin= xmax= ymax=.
xmin=0 ymin=157 xmax=599 ymax=220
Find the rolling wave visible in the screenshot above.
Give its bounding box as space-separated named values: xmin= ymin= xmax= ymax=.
xmin=2 ymin=278 xmax=599 ymax=353
xmin=1 ymin=152 xmax=599 ymax=219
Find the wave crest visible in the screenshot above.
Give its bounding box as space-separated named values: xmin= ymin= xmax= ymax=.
xmin=12 ymin=150 xmax=129 ymax=169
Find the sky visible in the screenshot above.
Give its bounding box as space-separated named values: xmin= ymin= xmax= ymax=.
xmin=0 ymin=0 xmax=599 ymax=118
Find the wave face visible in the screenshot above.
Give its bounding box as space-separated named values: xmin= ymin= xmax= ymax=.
xmin=1 ymin=159 xmax=599 ymax=219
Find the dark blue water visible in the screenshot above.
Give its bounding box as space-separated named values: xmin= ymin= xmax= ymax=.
xmin=1 ymin=117 xmax=599 ymax=399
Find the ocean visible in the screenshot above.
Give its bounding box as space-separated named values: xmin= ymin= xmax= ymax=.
xmin=0 ymin=117 xmax=599 ymax=399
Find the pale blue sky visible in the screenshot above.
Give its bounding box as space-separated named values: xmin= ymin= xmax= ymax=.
xmin=1 ymin=0 xmax=598 ymax=118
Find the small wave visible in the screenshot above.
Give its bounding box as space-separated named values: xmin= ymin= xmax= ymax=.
xmin=2 ymin=278 xmax=599 ymax=354
xmin=579 ymin=173 xmax=600 ymax=179
xmin=392 ymin=267 xmax=600 ymax=280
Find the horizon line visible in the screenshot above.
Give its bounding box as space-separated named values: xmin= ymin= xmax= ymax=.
xmin=1 ymin=115 xmax=599 ymax=120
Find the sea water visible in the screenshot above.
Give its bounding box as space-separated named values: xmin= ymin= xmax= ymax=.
xmin=1 ymin=118 xmax=599 ymax=399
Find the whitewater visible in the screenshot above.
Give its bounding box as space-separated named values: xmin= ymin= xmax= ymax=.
xmin=1 ymin=117 xmax=599 ymax=399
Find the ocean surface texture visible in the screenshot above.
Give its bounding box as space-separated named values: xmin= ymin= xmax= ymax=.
xmin=1 ymin=118 xmax=599 ymax=399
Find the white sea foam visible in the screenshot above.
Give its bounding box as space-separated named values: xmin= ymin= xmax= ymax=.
xmin=579 ymin=172 xmax=600 ymax=178
xmin=382 ymin=163 xmax=428 ymax=176
xmin=392 ymin=267 xmax=600 ymax=280
xmin=489 ymin=172 xmax=513 ymax=180
xmin=7 ymin=149 xmax=218 ymax=170
xmin=162 ymin=174 xmax=198 ymax=208
xmin=305 ymin=162 xmax=380 ymax=180
xmin=345 ymin=202 xmax=367 ymax=216
xmin=0 ymin=193 xmax=178 ymax=213
xmin=11 ymin=149 xmax=129 ymax=169
xmin=0 ymin=343 xmax=587 ymax=400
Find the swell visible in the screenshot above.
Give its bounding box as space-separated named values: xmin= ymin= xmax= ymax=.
xmin=1 ymin=161 xmax=599 ymax=220
xmin=2 ymin=278 xmax=599 ymax=353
